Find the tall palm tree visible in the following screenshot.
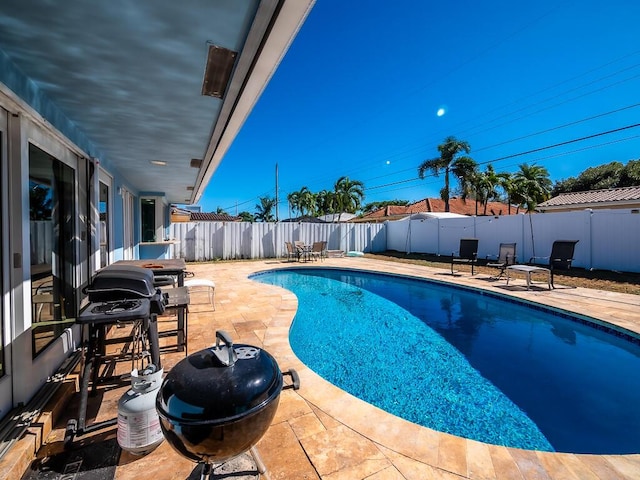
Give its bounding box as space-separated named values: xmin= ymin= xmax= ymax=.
xmin=298 ymin=186 xmax=316 ymax=216
xmin=514 ymin=163 xmax=552 ymax=212
xmin=478 ymin=164 xmax=500 ymax=215
xmin=470 ymin=170 xmax=488 ymax=216
xmin=315 ymin=189 xmax=337 ymax=216
xmin=497 ymin=171 xmax=516 ymax=215
xmin=418 ymin=136 xmax=477 ymax=212
xmin=254 ymin=196 xmax=276 ymax=222
xmin=287 ymin=191 xmax=301 ymax=218
xmin=333 ymin=176 xmax=365 ymax=214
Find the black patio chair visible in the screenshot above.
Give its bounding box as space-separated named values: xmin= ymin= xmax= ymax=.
xmin=530 ymin=240 xmax=579 ymax=288
xmin=451 ymin=238 xmax=479 ymax=275
xmin=486 ymin=242 xmax=517 ymax=279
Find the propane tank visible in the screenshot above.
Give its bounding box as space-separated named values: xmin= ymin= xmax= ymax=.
xmin=117 ymin=364 xmax=164 ymax=455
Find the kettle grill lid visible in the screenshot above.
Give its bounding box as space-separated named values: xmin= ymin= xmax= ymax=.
xmin=156 ymin=331 xmax=283 ymax=424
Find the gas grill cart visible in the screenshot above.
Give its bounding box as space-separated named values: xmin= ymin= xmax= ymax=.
xmin=64 ymin=265 xmax=167 ymax=448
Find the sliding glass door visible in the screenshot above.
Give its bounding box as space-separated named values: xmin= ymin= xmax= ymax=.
xmin=29 ymin=143 xmax=77 ymax=355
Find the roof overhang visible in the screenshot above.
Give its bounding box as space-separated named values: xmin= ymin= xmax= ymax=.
xmin=193 ymin=0 xmax=314 ymax=204
xmin=0 ymin=0 xmax=315 ymax=204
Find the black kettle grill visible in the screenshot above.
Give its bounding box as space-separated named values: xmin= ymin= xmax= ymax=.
xmin=156 ymin=330 xmax=299 ymax=478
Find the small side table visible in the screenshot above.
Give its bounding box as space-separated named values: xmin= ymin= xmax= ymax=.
xmin=506 ymin=265 xmax=551 ymax=290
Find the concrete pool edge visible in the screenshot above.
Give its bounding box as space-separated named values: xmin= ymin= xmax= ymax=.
xmin=251 ymin=259 xmax=640 ymax=477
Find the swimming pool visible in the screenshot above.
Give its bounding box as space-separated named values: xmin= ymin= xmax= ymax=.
xmin=252 ymin=267 xmax=640 ymax=454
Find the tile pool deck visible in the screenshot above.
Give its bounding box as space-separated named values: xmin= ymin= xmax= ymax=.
xmin=4 ymin=257 xmax=640 ymax=479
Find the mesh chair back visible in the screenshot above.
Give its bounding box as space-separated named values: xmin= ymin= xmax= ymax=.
xmin=549 ymin=240 xmax=579 ymax=271
xmin=498 ymin=243 xmax=517 ymax=265
xmin=458 ymin=238 xmax=479 ymax=260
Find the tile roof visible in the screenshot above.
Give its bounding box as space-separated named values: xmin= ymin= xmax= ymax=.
xmin=360 ymin=197 xmax=514 ymax=220
xmin=538 ymin=186 xmax=640 ymax=208
xmin=189 ymin=212 xmax=241 ymax=222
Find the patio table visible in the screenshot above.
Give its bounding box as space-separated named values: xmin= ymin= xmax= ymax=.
xmin=506 ymin=265 xmax=551 ymax=290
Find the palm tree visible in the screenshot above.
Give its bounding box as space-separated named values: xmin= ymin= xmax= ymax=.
xmin=238 ymin=211 xmax=255 ymax=222
xmin=497 ymin=171 xmax=517 ymax=215
xmin=470 ymin=170 xmax=489 ymax=216
xmin=418 ymin=136 xmax=477 ymax=212
xmin=514 ymin=163 xmax=552 ymax=212
xmin=333 ymin=176 xmax=365 ymax=214
xmin=287 ymin=191 xmax=301 ymax=218
xmin=298 ymin=186 xmax=316 ymax=216
xmin=478 ymin=164 xmax=500 ymax=215
xmin=254 ymin=196 xmax=276 ymax=222
xmin=315 ymin=189 xmax=337 ymax=216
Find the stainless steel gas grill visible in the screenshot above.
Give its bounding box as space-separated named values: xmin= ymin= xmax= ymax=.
xmin=64 ymin=265 xmax=167 ymax=447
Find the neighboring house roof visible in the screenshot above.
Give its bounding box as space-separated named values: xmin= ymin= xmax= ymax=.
xmin=189 ymin=212 xmax=241 ymax=222
xmin=538 ymin=186 xmax=640 ymax=211
xmin=397 ymin=212 xmax=467 ymax=221
xmin=281 ymin=216 xmax=327 ymax=223
xmin=317 ymin=213 xmax=357 ymax=222
xmin=356 ymin=197 xmax=515 ymax=222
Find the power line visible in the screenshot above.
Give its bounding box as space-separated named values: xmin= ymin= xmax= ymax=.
xmin=363 ymin=123 xmax=640 ymax=193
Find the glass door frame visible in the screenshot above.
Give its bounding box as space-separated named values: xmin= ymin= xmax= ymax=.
xmin=98 ymin=169 xmax=114 ymax=269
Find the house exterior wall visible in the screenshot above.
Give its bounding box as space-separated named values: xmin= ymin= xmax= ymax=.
xmin=0 ymin=79 xmax=150 ymax=418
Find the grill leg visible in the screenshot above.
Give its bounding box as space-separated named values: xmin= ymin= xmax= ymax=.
xmin=250 ymin=446 xmax=268 ymax=475
xmin=200 ymin=463 xmax=212 ymax=480
xmin=147 ymin=315 xmax=162 ymax=369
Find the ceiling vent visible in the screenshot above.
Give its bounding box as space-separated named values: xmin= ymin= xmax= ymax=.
xmin=201 ymin=44 xmax=237 ymax=98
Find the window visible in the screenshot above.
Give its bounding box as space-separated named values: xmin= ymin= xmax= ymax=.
xmin=29 ymin=144 xmax=77 ymax=356
xmin=99 ymin=181 xmax=110 ymax=267
xmin=141 ymin=198 xmax=156 ymax=242
xmin=140 ymin=196 xmax=165 ymax=243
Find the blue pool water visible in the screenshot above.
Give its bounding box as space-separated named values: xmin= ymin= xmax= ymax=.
xmin=252 ymin=268 xmax=640 ymax=454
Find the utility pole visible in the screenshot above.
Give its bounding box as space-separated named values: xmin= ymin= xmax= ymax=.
xmin=275 ymin=162 xmax=279 ymax=222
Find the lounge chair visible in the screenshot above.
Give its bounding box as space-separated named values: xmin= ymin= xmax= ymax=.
xmin=451 ymin=238 xmax=479 ymax=275
xmin=530 ymin=240 xmax=579 ymax=288
xmin=486 ymin=243 xmax=517 ymax=279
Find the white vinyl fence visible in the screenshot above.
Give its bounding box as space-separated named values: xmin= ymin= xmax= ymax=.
xmin=386 ymin=209 xmax=640 ymax=273
xmin=168 ymin=209 xmax=639 ymax=273
xmin=170 ymin=221 xmax=386 ymax=261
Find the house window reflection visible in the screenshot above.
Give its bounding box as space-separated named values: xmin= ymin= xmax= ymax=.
xmin=99 ymin=181 xmax=110 ymax=268
xmin=29 ymin=144 xmax=77 ymax=356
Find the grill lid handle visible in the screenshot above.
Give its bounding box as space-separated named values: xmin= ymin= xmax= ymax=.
xmin=213 ymin=330 xmax=237 ymax=366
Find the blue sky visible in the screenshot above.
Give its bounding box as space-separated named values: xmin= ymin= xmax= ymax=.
xmin=200 ymin=0 xmax=640 ymax=217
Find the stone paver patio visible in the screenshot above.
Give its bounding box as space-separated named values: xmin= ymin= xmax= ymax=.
xmin=2 ymin=257 xmax=639 ymax=480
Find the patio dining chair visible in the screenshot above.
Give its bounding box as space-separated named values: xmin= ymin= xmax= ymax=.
xmin=451 ymin=238 xmax=479 ymax=275
xmin=530 ymin=240 xmax=579 ymax=288
xmin=309 ymin=241 xmax=327 ymax=261
xmin=486 ymin=242 xmax=517 ymax=279
xmin=284 ymin=242 xmax=299 ymax=262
